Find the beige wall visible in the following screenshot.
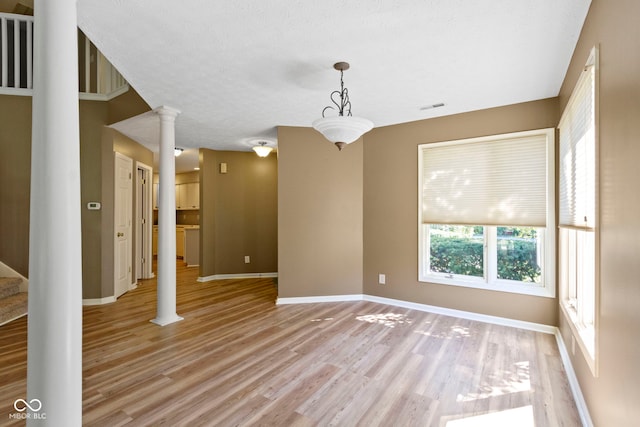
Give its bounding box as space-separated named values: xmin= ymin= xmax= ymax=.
xmin=277 ymin=127 xmax=363 ymax=298
xmin=556 ymin=0 xmax=640 ymax=425
xmin=0 ymin=95 xmax=31 ymax=276
xmin=0 ymin=88 xmax=151 ymax=300
xmin=79 ymin=100 xmax=109 ymax=297
xmin=199 ymin=148 xmax=278 ymax=278
xmin=93 ymin=127 xmax=153 ymax=299
xmin=107 ymin=86 xmax=152 ymax=125
xmin=363 ymin=98 xmax=560 ymax=325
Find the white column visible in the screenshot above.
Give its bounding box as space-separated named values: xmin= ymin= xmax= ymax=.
xmin=151 ymin=106 xmax=183 ymax=326
xmin=27 ymin=0 xmax=82 ymax=425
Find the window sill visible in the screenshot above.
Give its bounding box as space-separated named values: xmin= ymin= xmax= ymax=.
xmin=560 ymin=302 xmax=598 ymax=376
xmin=420 ymin=274 xmax=555 ymax=298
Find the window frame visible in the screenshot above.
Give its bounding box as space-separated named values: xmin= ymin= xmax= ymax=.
xmin=558 ymin=46 xmax=599 ymax=376
xmin=418 ymin=128 xmax=556 ymax=298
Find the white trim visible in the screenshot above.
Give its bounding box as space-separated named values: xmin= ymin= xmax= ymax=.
xmin=0 ymin=87 xmax=32 ymax=96
xmin=276 ymin=292 xmax=552 ymax=334
xmin=129 ymin=282 xmax=138 ymax=291
xmin=198 ymin=272 xmax=278 ymax=282
xmin=276 ymin=294 xmax=362 ymax=305
xmin=0 ymin=84 xmax=130 ymax=100
xmin=79 ymin=84 xmax=130 ymax=101
xmin=150 ymin=315 xmax=184 ymax=326
xmin=363 ymin=294 xmax=557 ymax=334
xmin=560 ymin=301 xmax=597 ymax=376
xmin=82 ymin=296 xmax=116 ymax=306
xmin=555 ymin=329 xmax=594 ymax=427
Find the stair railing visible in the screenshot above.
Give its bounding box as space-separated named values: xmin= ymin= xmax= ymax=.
xmin=0 ymin=12 xmax=33 ymax=94
xmin=0 ymin=12 xmax=128 ymax=100
xmin=78 ymin=30 xmax=129 ymax=100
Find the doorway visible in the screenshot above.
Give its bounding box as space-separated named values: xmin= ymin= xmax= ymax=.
xmin=136 ymin=162 xmax=154 ymax=280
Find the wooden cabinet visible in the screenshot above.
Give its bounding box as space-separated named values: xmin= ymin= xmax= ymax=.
xmin=153 ymin=183 xmax=159 ymax=210
xmin=176 ymin=228 xmax=185 ymax=258
xmin=154 ymin=226 xmax=188 ymax=260
xmin=153 ymin=181 xmax=199 ymax=210
xmin=152 ymin=227 xmax=158 ymax=256
xmin=184 ymin=228 xmax=200 ymax=266
xmin=176 ymin=182 xmax=199 ymax=210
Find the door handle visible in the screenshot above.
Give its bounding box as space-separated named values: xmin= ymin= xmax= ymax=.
xmin=117 ymin=232 xmax=124 ymax=237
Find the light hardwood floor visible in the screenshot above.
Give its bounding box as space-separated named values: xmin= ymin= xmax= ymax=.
xmin=0 ymin=263 xmax=581 ymax=426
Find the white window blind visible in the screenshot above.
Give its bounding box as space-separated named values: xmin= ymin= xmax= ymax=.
xmin=559 ymin=53 xmax=596 ymax=230
xmin=420 ymin=130 xmax=551 ymax=227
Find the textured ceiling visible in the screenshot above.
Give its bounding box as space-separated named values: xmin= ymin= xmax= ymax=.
xmin=78 ymin=0 xmax=591 ymax=159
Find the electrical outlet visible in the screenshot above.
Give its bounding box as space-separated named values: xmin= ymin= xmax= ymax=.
xmin=244 ymin=255 xmax=250 ymax=264
xmin=378 ymin=274 xmax=386 ymax=285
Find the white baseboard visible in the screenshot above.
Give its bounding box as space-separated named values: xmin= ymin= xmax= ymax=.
xmin=276 ymin=294 xmax=362 ymax=305
xmin=277 ymin=293 xmax=555 ymax=334
xmin=364 ymin=294 xmax=558 ymax=335
xmin=197 ymin=272 xmax=278 ymax=282
xmin=83 ymin=296 xmax=116 ymax=306
xmin=555 ymin=330 xmax=594 ymax=427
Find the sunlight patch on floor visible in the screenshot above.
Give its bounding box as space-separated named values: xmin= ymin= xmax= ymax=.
xmin=457 ymin=361 xmax=531 ymax=402
xmin=355 ymin=313 xmax=413 ymax=328
xmin=310 ymin=317 xmax=334 ymax=322
xmin=445 ymin=405 xmax=534 ymax=427
xmin=415 ymin=324 xmax=471 ymax=339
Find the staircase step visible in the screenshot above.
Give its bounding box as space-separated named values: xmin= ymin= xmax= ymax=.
xmin=0 ymin=292 xmax=28 ymax=326
xmin=0 ymin=277 xmax=22 ymax=299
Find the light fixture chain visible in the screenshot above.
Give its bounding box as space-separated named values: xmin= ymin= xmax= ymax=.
xmin=321 ymin=67 xmax=353 ymax=118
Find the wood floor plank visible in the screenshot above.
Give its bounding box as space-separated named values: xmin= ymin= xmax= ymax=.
xmin=0 ymin=262 xmax=581 ymax=426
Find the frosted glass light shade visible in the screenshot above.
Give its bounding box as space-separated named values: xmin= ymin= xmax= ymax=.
xmin=253 ymin=145 xmax=273 ymax=157
xmin=312 ymin=116 xmax=374 ymax=150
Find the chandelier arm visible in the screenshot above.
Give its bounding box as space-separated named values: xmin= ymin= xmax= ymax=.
xmin=341 ymin=88 xmax=352 ymax=116
xmin=321 ymin=105 xmax=336 ymax=118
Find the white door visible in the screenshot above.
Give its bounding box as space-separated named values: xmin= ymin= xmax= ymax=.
xmin=114 ymin=152 xmax=133 ymax=298
xmin=135 ymin=162 xmax=153 ymax=279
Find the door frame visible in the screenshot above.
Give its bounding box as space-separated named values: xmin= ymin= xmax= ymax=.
xmin=135 ymin=161 xmax=154 ymax=279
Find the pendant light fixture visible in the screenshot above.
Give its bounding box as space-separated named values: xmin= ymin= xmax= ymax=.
xmin=174 ymin=147 xmax=184 ymax=157
xmin=252 ymin=141 xmax=273 ymax=157
xmin=312 ymin=62 xmax=373 ymax=151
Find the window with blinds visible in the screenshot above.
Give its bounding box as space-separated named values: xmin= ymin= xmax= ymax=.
xmin=558 ymin=46 xmax=598 ymax=375
xmin=421 ymin=133 xmax=548 ymax=227
xmin=418 ymin=128 xmax=556 ymax=298
xmin=559 ymin=55 xmax=596 ymax=230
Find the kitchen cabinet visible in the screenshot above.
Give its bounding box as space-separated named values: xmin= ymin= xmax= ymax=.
xmin=153 ymin=182 xmax=199 ymax=210
xmin=184 ymin=227 xmax=200 ymax=266
xmin=152 ymin=226 xmax=158 ymax=256
xmin=153 ymin=183 xmax=159 ymax=210
xmin=176 ymin=228 xmax=185 ymax=258
xmin=176 ymin=182 xmax=199 ymax=210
